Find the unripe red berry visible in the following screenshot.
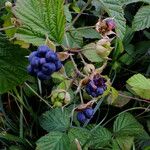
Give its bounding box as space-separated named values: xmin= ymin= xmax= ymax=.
xmin=105 ymin=18 xmax=116 ymax=30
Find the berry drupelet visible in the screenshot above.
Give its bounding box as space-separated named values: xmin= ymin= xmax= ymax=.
xmin=85 ymin=74 xmax=107 ymax=97
xmin=27 ymin=45 xmax=62 ymax=80
xmin=83 ymin=108 xmax=94 ymax=119
xmin=77 ymin=107 xmax=94 ymax=123
xmin=77 ymin=112 xmax=87 ymax=123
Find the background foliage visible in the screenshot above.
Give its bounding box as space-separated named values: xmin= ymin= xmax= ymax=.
xmin=0 ymin=0 xmax=150 ymax=150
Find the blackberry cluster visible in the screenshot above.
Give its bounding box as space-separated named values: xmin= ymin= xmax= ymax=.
xmin=77 ymin=108 xmax=94 ymax=123
xmin=86 ymin=74 xmax=107 ymax=97
xmin=27 ymin=45 xmax=62 ymax=80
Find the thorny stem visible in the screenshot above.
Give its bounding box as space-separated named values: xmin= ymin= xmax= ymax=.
xmin=119 ymin=93 xmax=150 ymax=104
xmin=25 ymin=82 xmax=52 ymax=108
xmin=67 ymin=74 xmax=77 ymax=91
xmin=37 ymin=78 xmax=42 ymax=95
xmin=96 ymin=60 xmax=108 ymax=73
xmin=103 ymin=107 xmax=150 ymax=126
xmin=78 ymin=52 xmax=87 ymax=66
xmin=68 ymin=25 xmax=96 ymax=32
xmin=83 ymin=97 xmax=104 ymax=127
xmin=70 ymin=11 xmax=96 ymax=17
xmin=70 ymin=55 xmax=86 ymax=77
xmin=136 ymin=105 xmax=150 ymax=117
xmin=75 ymin=139 xmax=82 ymax=150
xmin=19 ymin=88 xmax=24 ymax=138
xmin=66 ymin=0 xmax=92 ymax=31
xmin=79 ymin=90 xmax=84 ymax=104
xmin=0 ymin=25 xmax=15 ymax=31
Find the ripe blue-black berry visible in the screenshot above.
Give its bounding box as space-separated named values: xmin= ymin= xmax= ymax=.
xmin=28 ymin=51 xmax=38 ymax=62
xmin=46 ymin=51 xmax=58 ymax=62
xmin=37 ymin=45 xmax=49 ymax=57
xmin=27 ymin=65 xmax=36 ymax=75
xmin=83 ymin=108 xmax=94 ymax=119
xmin=96 ymin=87 xmax=104 ymax=95
xmin=85 ymin=75 xmax=107 ymax=97
xmin=55 ymin=60 xmax=62 ymax=71
xmin=37 ymin=71 xmax=49 ymax=80
xmin=91 ymin=92 xmax=97 ymax=97
xmin=39 ymin=58 xmax=46 ymax=65
xmin=33 ymin=68 xmax=40 ymax=74
xmin=27 ymin=45 xmax=62 ymax=80
xmin=30 ymin=57 xmax=40 ymax=67
xmin=77 ymin=112 xmax=86 ymax=123
xmin=42 ymin=63 xmax=56 ymax=75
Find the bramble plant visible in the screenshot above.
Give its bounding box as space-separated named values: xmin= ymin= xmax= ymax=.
xmin=0 ymin=0 xmax=150 ymax=150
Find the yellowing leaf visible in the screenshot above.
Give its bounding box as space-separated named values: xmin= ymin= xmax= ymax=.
xmin=82 ymin=43 xmax=103 ymax=62
xmin=127 ymin=74 xmax=150 ymax=100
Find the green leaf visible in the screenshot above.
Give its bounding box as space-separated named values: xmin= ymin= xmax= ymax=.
xmin=0 ymin=34 xmax=29 ymax=94
xmin=90 ymin=126 xmax=112 ymax=148
xmin=124 ymin=44 xmax=135 ymax=55
xmin=132 ymin=5 xmax=150 ymax=31
xmin=64 ymin=61 xmax=75 ymax=77
xmin=112 ymin=91 xmax=131 ymax=107
xmin=107 ymin=87 xmax=119 ymax=105
xmin=112 ymin=139 xmax=120 ymax=150
xmin=68 ymin=128 xmax=91 ymax=146
xmin=120 ymin=0 xmax=150 ymax=5
xmin=92 ymin=0 xmax=103 ymax=16
xmin=77 ymin=28 xmax=101 ymax=39
xmin=135 ymin=41 xmax=150 ymax=56
xmin=9 ymin=146 xmax=24 ymax=150
xmin=40 ymin=108 xmax=70 ymax=132
xmin=113 ymin=38 xmax=124 ymax=59
xmin=113 ymin=112 xmax=144 ymax=137
xmin=64 ymin=5 xmax=72 ymax=23
xmin=36 ymin=132 xmax=70 ymax=150
xmin=57 ymin=80 xmax=71 ymax=90
xmin=13 ymin=0 xmax=66 ymax=45
xmin=82 ymin=43 xmax=103 ymax=63
xmin=96 ymin=0 xmax=150 ymax=40
xmin=123 ymin=27 xmax=134 ymax=45
xmin=0 ymin=0 xmax=5 ymax=8
xmin=144 ymin=146 xmax=150 ymax=150
xmin=98 ymin=0 xmax=126 ymax=40
xmin=112 ymin=136 xmax=134 ymax=150
xmin=119 ymin=53 xmax=133 ymax=65
xmin=126 ymin=74 xmax=150 ymax=99
xmin=144 ymin=31 xmax=150 ymax=39
xmin=2 ymin=13 xmax=17 ymax=38
xmin=52 ymin=72 xmax=66 ymax=84
xmin=136 ymin=128 xmax=150 ymax=141
xmin=0 ymin=132 xmax=26 ymax=144
xmin=63 ymin=31 xmax=83 ymax=48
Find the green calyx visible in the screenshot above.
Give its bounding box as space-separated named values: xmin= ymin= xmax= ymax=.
xmin=5 ymin=1 xmax=12 ymax=9
xmin=83 ymin=64 xmax=95 ymax=74
xmin=96 ymin=39 xmax=113 ymax=59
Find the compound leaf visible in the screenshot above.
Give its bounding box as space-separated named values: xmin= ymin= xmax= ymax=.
xmin=13 ymin=0 xmax=66 ymax=45
xmin=36 ymin=132 xmax=70 ymax=150
xmin=40 ymin=108 xmax=70 ymax=132
xmin=132 ymin=5 xmax=150 ymax=31
xmin=113 ymin=112 xmax=144 ymax=136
